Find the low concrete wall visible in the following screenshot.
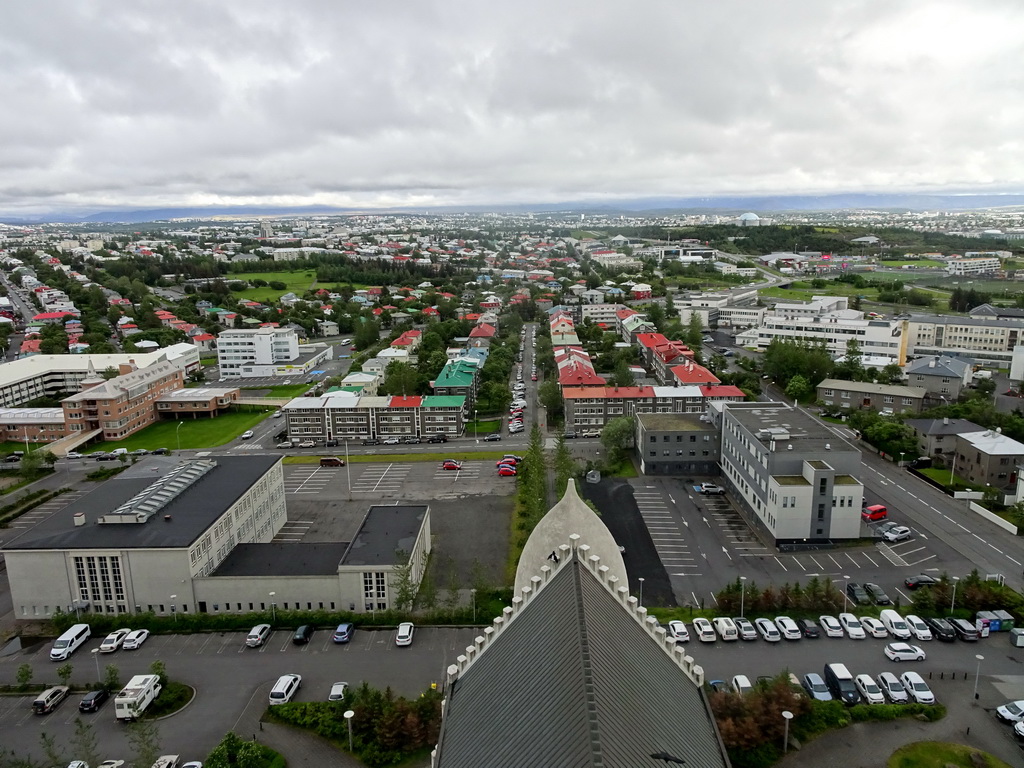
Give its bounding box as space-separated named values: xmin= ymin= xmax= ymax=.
xmin=967 ymin=500 xmax=1018 ymax=535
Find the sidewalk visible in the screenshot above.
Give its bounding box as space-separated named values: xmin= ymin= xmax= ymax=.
xmin=780 ymin=677 xmax=1022 ymax=768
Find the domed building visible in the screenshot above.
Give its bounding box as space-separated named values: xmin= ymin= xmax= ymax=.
xmin=737 ymin=212 xmax=761 ymax=226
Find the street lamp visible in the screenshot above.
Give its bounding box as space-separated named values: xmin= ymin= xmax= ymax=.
xmin=170 ymin=595 xmax=177 ymax=623
xmin=782 ymin=710 xmax=793 ymax=753
xmin=974 ymin=654 xmax=984 ymax=700
xmin=176 ymin=421 xmax=184 ymax=451
xmin=344 ymin=709 xmax=355 ymax=752
xmin=269 ymin=591 xmax=276 ymax=623
xmin=91 ymin=648 xmax=101 ymax=683
xmin=470 ymin=588 xmax=477 ymax=623
xmin=843 ymin=575 xmax=850 ymax=610
xmin=899 ymin=452 xmax=905 ymax=467
xmin=951 ymin=577 xmax=960 ymax=614
xmin=739 ymin=576 xmax=748 ymax=618
xmin=638 ymin=577 xmax=645 ymax=607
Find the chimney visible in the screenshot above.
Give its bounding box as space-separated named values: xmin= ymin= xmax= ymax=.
xmin=73 ymin=512 xmax=86 ymax=527
xmin=928 ymin=357 xmax=936 ymax=368
xmin=943 ymin=416 xmax=950 ymax=425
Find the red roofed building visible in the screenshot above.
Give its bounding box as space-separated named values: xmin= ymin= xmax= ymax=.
xmin=555 ymin=347 xmax=606 ymax=388
xmin=191 ymin=333 xmax=217 ymax=353
xmin=699 ymin=384 xmax=746 ymax=404
xmin=391 ymin=329 xmax=422 ymax=352
xmin=469 ymin=323 xmax=496 ymax=339
xmin=32 ymin=311 xmax=79 ymax=323
xmin=388 ymin=395 xmax=422 ymax=408
xmin=670 ymin=361 xmax=720 ymax=387
xmin=636 ymin=333 xmax=696 ymax=382
xmin=421 ymin=306 xmax=440 ymax=317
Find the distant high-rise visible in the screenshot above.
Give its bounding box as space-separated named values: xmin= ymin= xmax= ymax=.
xmin=260 ymin=221 xmax=273 ymax=238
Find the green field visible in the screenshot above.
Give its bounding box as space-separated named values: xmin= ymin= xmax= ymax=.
xmin=240 ymin=383 xmax=311 ymax=398
xmin=84 ymin=411 xmax=274 ymax=452
xmin=888 ymin=742 xmax=1013 ymax=768
xmin=759 ymin=281 xmax=881 ymax=302
xmin=875 ymin=259 xmax=945 ymax=268
xmin=227 ymin=271 xmax=319 ymax=302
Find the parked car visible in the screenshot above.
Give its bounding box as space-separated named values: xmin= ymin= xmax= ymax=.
xmin=292 ymin=625 xmax=314 ymax=645
xmin=884 ymin=642 xmax=926 ymax=662
xmin=796 ymin=618 xmax=821 ymax=638
xmin=328 ymin=682 xmax=349 ymax=702
xmin=876 ymin=672 xmax=910 ymax=704
xmin=99 ymin=628 xmax=132 ymax=653
xmin=246 ymin=624 xmax=272 ymax=648
xmin=562 ymin=431 xmax=578 ymax=439
xmin=483 ymin=433 xmax=502 ymax=441
xmin=996 ymin=699 xmax=1024 ymax=723
xmin=694 ymin=482 xmax=726 ymax=495
xmin=427 ymin=434 xmax=448 ymax=443
xmin=382 ymin=437 xmax=400 ymax=445
xmin=734 ymin=617 xmax=758 ymax=640
xmin=65 ymin=451 xmax=83 ymax=459
xmin=332 ymin=623 xmax=353 ymax=643
xmin=580 ymin=430 xmax=601 ymax=438
xmin=947 ymin=617 xmax=979 ymax=641
xmin=883 ymin=526 xmax=912 ymax=542
xmin=861 ymin=617 xmax=889 ymax=638
xmin=819 ymin=615 xmax=844 ymax=638
xmin=692 ymin=618 xmax=716 ymax=643
xmin=905 ymin=615 xmax=933 ymax=641
xmin=151 ymin=447 xmax=169 ymax=455
xmin=900 ymin=671 xmax=935 ymax=704
xmin=362 ymin=438 xmax=380 ymax=446
xmin=276 ymin=441 xmax=293 ymax=449
xmin=402 ymin=436 xmax=421 ymax=444
xmin=838 ymin=613 xmax=867 ymax=639
xmin=122 ymin=629 xmax=150 ymax=650
xmin=666 ymin=620 xmax=690 ymax=642
xmin=846 ymin=582 xmax=871 ymax=605
xmin=78 ymin=688 xmax=110 ymax=713
xmin=864 ymin=583 xmax=892 ymax=605
xmin=395 ymin=622 xmax=415 ymax=646
xmin=442 ymin=460 xmax=463 ymax=471
xmin=905 ymin=574 xmax=939 ymax=590
xmin=923 ymin=616 xmax=957 ymax=642
xmin=498 ymin=466 xmax=517 ymax=477
xmin=862 ymin=504 xmax=888 ymax=522
xmin=774 ymin=616 xmax=802 ymax=640
xmin=802 ymin=673 xmax=832 ymax=701
xmin=855 ymin=674 xmax=885 ymax=704
xmin=754 ymin=617 xmax=781 ymax=642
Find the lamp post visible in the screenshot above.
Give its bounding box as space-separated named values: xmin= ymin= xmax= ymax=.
xmin=176 ymin=421 xmax=184 ymax=451
xmin=638 ymin=577 xmax=645 ymax=607
xmin=470 ymin=588 xmax=477 ymax=623
xmin=782 ymin=710 xmax=793 ymax=753
xmin=345 ymin=438 xmax=351 ymax=499
xmin=899 ymin=452 xmax=905 ymax=468
xmin=949 ymin=452 xmax=958 ymax=487
xmin=269 ymin=591 xmax=276 ymax=623
xmin=843 ymin=575 xmax=850 ymax=610
xmin=951 ymin=577 xmax=960 ymax=614
xmin=739 ymin=576 xmax=748 ymax=618
xmin=91 ymin=648 xmax=101 ymax=683
xmin=974 ymin=654 xmax=984 ymax=700
xmin=344 ymin=709 xmax=355 ymax=752
xmin=170 ymin=594 xmax=177 ymax=623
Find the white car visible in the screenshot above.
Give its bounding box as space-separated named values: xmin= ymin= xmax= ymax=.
xmin=819 ymin=615 xmax=844 ymax=638
xmin=754 ymin=617 xmax=781 ymax=642
xmin=884 ymin=642 xmax=926 ymax=662
xmin=996 ymin=700 xmax=1024 ymax=723
xmin=241 ymin=430 xmax=254 ymax=440
xmin=883 ymin=526 xmax=912 ymax=542
xmin=298 ymin=440 xmax=316 ymax=448
xmin=774 ymin=616 xmax=802 ymax=640
xmin=395 ymin=622 xmax=415 ymax=646
xmin=905 ymin=615 xmax=933 ymax=641
xmin=382 ymin=437 xmax=400 ymax=445
xmin=855 ymin=674 xmax=885 ymax=704
xmin=900 ymin=671 xmax=935 ymax=704
xmin=733 ymin=617 xmax=758 ymax=640
xmin=876 ymin=672 xmax=909 ymax=703
xmin=65 ymin=452 xmax=83 ymax=459
xmin=838 ymin=613 xmax=866 ymax=639
xmin=328 ymin=682 xmax=349 ymax=702
xmin=861 ymin=617 xmax=889 ymax=638
xmin=666 ymin=620 xmax=690 ymax=643
xmin=122 ymin=629 xmax=150 ymax=650
xmin=692 ymin=618 xmax=716 ymax=643
xmin=99 ymin=628 xmax=132 ymax=653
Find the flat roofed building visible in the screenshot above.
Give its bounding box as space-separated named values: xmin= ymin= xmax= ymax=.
xmin=720 ymin=402 xmax=863 ymax=546
xmin=907 ymin=312 xmax=1024 ymax=366
xmin=954 ymin=429 xmax=1024 ymax=490
xmin=636 ymin=412 xmax=720 ymax=475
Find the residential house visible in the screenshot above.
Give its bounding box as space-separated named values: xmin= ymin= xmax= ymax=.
xmin=904 ymin=355 xmax=973 ymax=400
xmin=816 ymin=379 xmax=927 ymax=414
xmin=904 ymin=417 xmax=985 ymax=460
xmin=953 ymin=429 xmax=1024 ymax=490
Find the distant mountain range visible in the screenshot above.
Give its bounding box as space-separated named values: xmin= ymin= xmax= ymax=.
xmin=4 ymin=192 xmax=1024 ymax=225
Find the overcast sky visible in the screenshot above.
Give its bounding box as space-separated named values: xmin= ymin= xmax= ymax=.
xmin=1 ymin=1 xmax=1022 ymax=215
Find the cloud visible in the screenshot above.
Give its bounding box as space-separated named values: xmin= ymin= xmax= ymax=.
xmin=1 ymin=0 xmax=1022 ymax=214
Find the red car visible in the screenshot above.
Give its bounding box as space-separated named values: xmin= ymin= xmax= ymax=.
xmin=441 ymin=460 xmax=462 ymax=471
xmin=496 ymin=457 xmax=518 ymax=467
xmin=531 ymin=374 xmax=538 ymax=381
xmin=497 ymin=466 xmax=517 ymax=476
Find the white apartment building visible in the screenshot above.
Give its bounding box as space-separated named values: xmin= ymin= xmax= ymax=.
xmin=736 ymin=306 xmax=904 ymax=361
xmin=907 ymin=313 xmax=1024 ymax=366
xmin=717 ymin=402 xmax=864 ymax=545
xmin=580 ymin=303 xmax=624 ymax=325
xmin=217 ymin=327 xmax=300 ymax=378
xmin=946 ymin=257 xmax=1001 ymax=276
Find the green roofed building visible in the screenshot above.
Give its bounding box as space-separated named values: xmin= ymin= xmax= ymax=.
xmin=432 ymin=358 xmax=480 ymax=410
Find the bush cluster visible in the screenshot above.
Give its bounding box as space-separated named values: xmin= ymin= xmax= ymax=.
xmin=205 ymin=732 xmax=284 ymax=768
xmin=715 ymin=576 xmax=845 ymax=616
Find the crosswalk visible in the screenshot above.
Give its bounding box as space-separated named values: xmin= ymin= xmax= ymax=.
xmin=234 ymin=442 xmax=267 ymax=451
xmin=632 ymin=487 xmax=699 ymax=577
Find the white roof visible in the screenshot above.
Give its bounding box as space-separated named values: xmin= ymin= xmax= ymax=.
xmin=959 ymin=430 xmax=1024 ymax=456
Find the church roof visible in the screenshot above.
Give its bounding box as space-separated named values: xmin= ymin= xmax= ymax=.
xmin=433 ymin=543 xmax=728 ymax=768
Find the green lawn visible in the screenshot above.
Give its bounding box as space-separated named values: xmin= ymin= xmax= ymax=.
xmin=917 ymin=467 xmax=984 ymax=492
xmin=227 ymin=271 xmax=319 ymax=302
xmin=85 ymin=411 xmax=274 ymax=452
xmin=240 ymin=383 xmax=311 ymax=398
xmin=875 ymin=259 xmax=945 ymax=268
xmin=888 ymin=742 xmax=1013 ymax=768
xmin=466 ymin=419 xmax=501 ymax=434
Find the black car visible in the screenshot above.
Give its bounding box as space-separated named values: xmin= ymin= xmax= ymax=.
xmin=904 ymin=575 xmax=938 ymax=590
xmin=947 ymin=617 xmax=978 ymax=641
xmin=796 ymin=618 xmax=821 ymax=638
xmin=95 ymin=453 xmax=117 ymax=462
xmin=864 ymin=583 xmax=892 ymax=605
xmin=292 ymin=624 xmax=314 ymax=645
xmin=151 ymin=447 xmax=169 ymax=455
xmin=923 ymin=616 xmax=957 ymax=642
xmin=483 ymin=433 xmax=502 ymax=442
xmin=563 ymin=431 xmax=578 ymax=439
xmin=427 ymin=434 xmax=448 ymax=443
xmin=325 ymin=439 xmax=339 ymax=447
xmin=846 ymin=582 xmax=871 ymax=605
xmin=78 ymin=688 xmax=109 ymax=713
xmin=4 ymin=454 xmax=21 ymax=463
xmin=362 ymin=438 xmax=380 ymax=446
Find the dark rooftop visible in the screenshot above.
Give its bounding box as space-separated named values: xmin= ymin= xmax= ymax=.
xmin=726 ymin=402 xmax=854 ymax=453
xmin=212 ymin=542 xmax=350 ymax=577
xmin=637 ymin=412 xmax=715 ymax=431
xmin=0 ymin=455 xmax=280 ymax=551
xmin=340 ymin=505 xmax=428 ymax=567
xmin=434 ymin=555 xmax=729 ymax=768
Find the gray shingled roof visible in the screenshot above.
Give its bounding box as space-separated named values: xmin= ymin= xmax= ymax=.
xmin=434 ymin=556 xmax=729 ymax=768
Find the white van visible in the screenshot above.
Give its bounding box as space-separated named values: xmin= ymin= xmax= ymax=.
xmin=50 ymin=624 xmax=91 ymax=661
xmin=712 ymin=617 xmax=739 ymax=641
xmin=731 ymin=675 xmax=753 ymax=695
xmin=879 ymin=609 xmax=912 ymax=640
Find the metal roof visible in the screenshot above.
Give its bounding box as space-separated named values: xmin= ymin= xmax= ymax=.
xmin=434 ymin=554 xmax=729 ymax=768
